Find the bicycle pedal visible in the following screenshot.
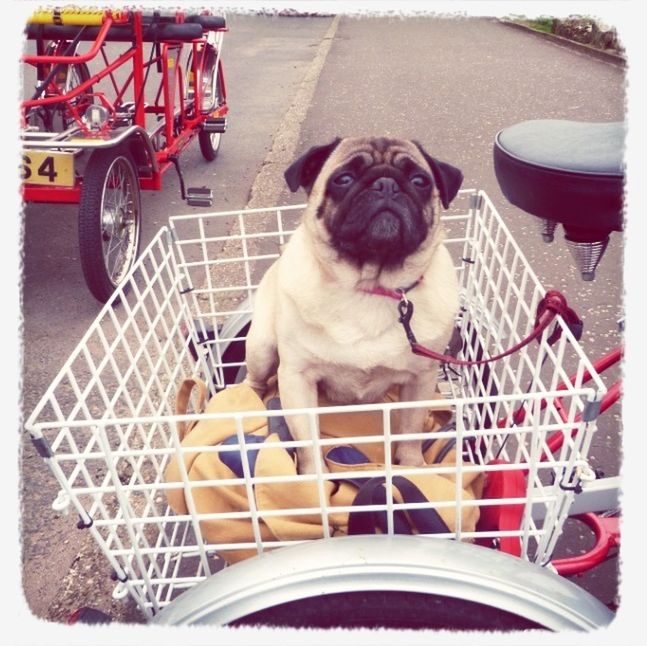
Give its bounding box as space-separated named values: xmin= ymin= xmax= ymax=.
xmin=186 ymin=187 xmax=213 ymax=207
xmin=203 ymin=117 xmax=227 ymax=133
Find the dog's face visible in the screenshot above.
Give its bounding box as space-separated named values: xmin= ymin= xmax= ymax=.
xmin=285 ymin=136 xmax=463 ymax=268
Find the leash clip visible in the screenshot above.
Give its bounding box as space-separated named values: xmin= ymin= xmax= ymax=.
xmin=397 ymin=297 xmax=417 ymax=347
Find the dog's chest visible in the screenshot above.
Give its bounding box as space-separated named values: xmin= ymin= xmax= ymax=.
xmin=296 ymin=315 xmax=429 ymax=404
xmin=316 ymin=361 xmax=411 ymax=404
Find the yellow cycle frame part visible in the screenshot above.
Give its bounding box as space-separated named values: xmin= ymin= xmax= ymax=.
xmin=28 ymin=7 xmax=127 ymax=26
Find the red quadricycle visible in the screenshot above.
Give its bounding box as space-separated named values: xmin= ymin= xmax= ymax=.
xmin=21 ymin=6 xmax=229 ymax=302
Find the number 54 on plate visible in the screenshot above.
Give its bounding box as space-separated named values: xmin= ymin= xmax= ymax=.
xmin=21 ymin=150 xmax=75 ymax=187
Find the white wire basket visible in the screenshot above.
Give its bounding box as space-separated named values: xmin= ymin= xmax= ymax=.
xmin=25 ymin=189 xmax=607 ymax=618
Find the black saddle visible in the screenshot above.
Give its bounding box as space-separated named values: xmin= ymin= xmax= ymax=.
xmin=493 ymin=120 xmax=625 ymax=240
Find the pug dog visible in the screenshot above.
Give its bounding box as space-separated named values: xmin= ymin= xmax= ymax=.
xmin=244 ymin=136 xmax=462 ymax=474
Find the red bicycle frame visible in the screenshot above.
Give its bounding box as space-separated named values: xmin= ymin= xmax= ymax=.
xmin=22 ymin=9 xmax=228 ymax=203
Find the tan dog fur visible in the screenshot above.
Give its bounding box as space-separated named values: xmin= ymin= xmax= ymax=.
xmin=244 ymin=137 xmax=461 ymax=474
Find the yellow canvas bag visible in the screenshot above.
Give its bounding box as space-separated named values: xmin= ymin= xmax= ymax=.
xmin=164 ymin=378 xmax=484 ymax=564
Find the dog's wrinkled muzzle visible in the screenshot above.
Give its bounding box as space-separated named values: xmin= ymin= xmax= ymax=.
xmin=330 ymin=176 xmax=428 ymax=267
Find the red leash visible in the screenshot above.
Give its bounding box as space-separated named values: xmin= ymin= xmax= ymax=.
xmin=360 ymin=277 xmax=581 ymax=365
xmin=361 ymin=277 xmax=581 ymax=365
xmin=397 ymin=290 xmax=581 ymax=366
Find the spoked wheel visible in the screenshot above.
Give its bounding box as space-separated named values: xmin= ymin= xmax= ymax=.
xmin=29 ymin=40 xmax=93 ymax=132
xmin=26 ymin=61 xmax=93 ymax=132
xmin=57 ymin=60 xmax=93 ymax=130
xmin=78 ymin=146 xmax=142 ymax=303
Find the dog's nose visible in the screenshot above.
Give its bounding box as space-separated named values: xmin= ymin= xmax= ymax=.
xmin=371 ymin=176 xmax=400 ymax=196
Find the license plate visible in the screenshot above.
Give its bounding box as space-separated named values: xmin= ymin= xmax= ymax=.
xmin=21 ymin=149 xmax=75 ymax=187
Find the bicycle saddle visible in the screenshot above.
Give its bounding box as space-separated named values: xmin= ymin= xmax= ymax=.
xmin=493 ymin=120 xmax=625 ymax=239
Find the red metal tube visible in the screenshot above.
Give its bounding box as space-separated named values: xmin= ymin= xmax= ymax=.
xmin=23 ymin=48 xmax=135 ymax=110
xmin=551 ymin=513 xmax=620 ymax=576
xmin=22 ymin=18 xmax=114 ymax=65
xmin=132 ymin=12 xmax=146 ymax=127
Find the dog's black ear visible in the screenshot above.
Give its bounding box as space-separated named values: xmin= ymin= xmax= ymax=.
xmin=284 ymin=138 xmax=342 ymax=193
xmin=413 ymin=142 xmax=464 ymax=209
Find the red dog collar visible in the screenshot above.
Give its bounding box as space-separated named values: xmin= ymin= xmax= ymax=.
xmin=358 ymin=276 xmax=423 ymax=301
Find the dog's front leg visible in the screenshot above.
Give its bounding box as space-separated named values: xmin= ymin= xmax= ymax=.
xmin=277 ymin=364 xmax=326 ymax=475
xmin=244 ymin=269 xmax=279 ymax=398
xmin=394 ymin=367 xmax=439 ymax=467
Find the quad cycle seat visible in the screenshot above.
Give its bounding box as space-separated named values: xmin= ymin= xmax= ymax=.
xmin=493 ymin=120 xmax=625 ymax=240
xmin=25 ymin=13 xmax=227 ymax=42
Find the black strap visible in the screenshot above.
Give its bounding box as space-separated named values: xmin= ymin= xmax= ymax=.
xmin=348 ymin=476 xmax=450 ymax=536
xmin=347 ymin=477 xmax=413 ymax=535
xmin=266 ymin=397 xmax=296 ymax=457
xmin=421 ymin=421 xmax=457 ymax=462
xmin=392 ymin=477 xmax=450 ymax=534
xmin=218 ymin=398 xmax=295 ymax=477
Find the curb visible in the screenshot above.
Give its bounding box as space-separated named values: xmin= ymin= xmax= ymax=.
xmin=244 ymin=14 xmax=340 ymax=210
xmin=498 ymin=19 xmax=626 ymax=67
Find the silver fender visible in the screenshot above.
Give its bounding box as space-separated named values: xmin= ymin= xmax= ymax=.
xmin=151 ymin=535 xmax=614 ymax=630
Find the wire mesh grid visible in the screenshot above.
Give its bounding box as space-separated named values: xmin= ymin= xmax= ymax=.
xmin=24 ymin=190 xmax=607 ymax=617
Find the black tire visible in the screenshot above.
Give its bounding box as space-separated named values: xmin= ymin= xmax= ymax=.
xmin=233 ymin=590 xmax=543 ymax=631
xmin=78 ymin=146 xmax=142 ymax=303
xmin=220 ymin=321 xmax=249 ymax=386
xmin=193 ymin=45 xmax=225 ymax=162
xmin=68 ymin=606 xmax=112 ymax=625
xmin=198 ymin=128 xmax=222 ymax=162
xmin=186 ymin=319 xmax=248 ymax=389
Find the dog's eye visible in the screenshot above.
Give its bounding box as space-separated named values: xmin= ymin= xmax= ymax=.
xmin=333 ymin=173 xmax=354 ymax=187
xmin=410 ymin=174 xmax=431 ymax=188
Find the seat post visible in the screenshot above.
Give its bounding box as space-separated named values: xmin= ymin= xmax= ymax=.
xmin=565 ymin=236 xmax=610 ymax=281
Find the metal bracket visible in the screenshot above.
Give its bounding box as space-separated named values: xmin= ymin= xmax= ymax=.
xmin=111 ymin=569 xmax=128 ymax=583
xmin=165 ymin=226 xmax=177 ymax=246
xmin=77 ymin=514 xmax=93 ymax=529
xmin=582 ymin=398 xmax=602 ymax=422
xmin=469 ymin=192 xmax=483 ymax=211
xmin=31 ymin=435 xmax=53 ymax=458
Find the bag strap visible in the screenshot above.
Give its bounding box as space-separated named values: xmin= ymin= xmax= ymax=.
xmin=347 ymin=477 xmax=414 ymax=535
xmin=421 ymin=421 xmax=458 ymax=462
xmin=175 ymin=377 xmax=208 ymax=440
xmin=266 ymin=397 xmax=296 ymax=457
xmin=218 ymin=398 xmax=296 ymax=477
xmin=348 ymin=475 xmax=450 ymax=536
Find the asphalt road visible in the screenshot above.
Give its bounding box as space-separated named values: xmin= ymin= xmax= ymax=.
xmin=18 ymin=11 xmax=626 ymax=632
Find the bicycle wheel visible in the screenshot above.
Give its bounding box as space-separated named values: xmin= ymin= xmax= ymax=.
xmin=198 ymin=128 xmax=222 ymax=162
xmin=59 ymin=60 xmax=93 ymax=130
xmin=40 ymin=40 xmax=94 ymax=132
xmin=78 ymin=145 xmax=142 ymax=303
xmin=194 ymin=45 xmax=224 ymax=161
xmin=27 ymin=61 xmax=93 ymax=133
xmin=151 ymin=535 xmax=614 ymax=630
